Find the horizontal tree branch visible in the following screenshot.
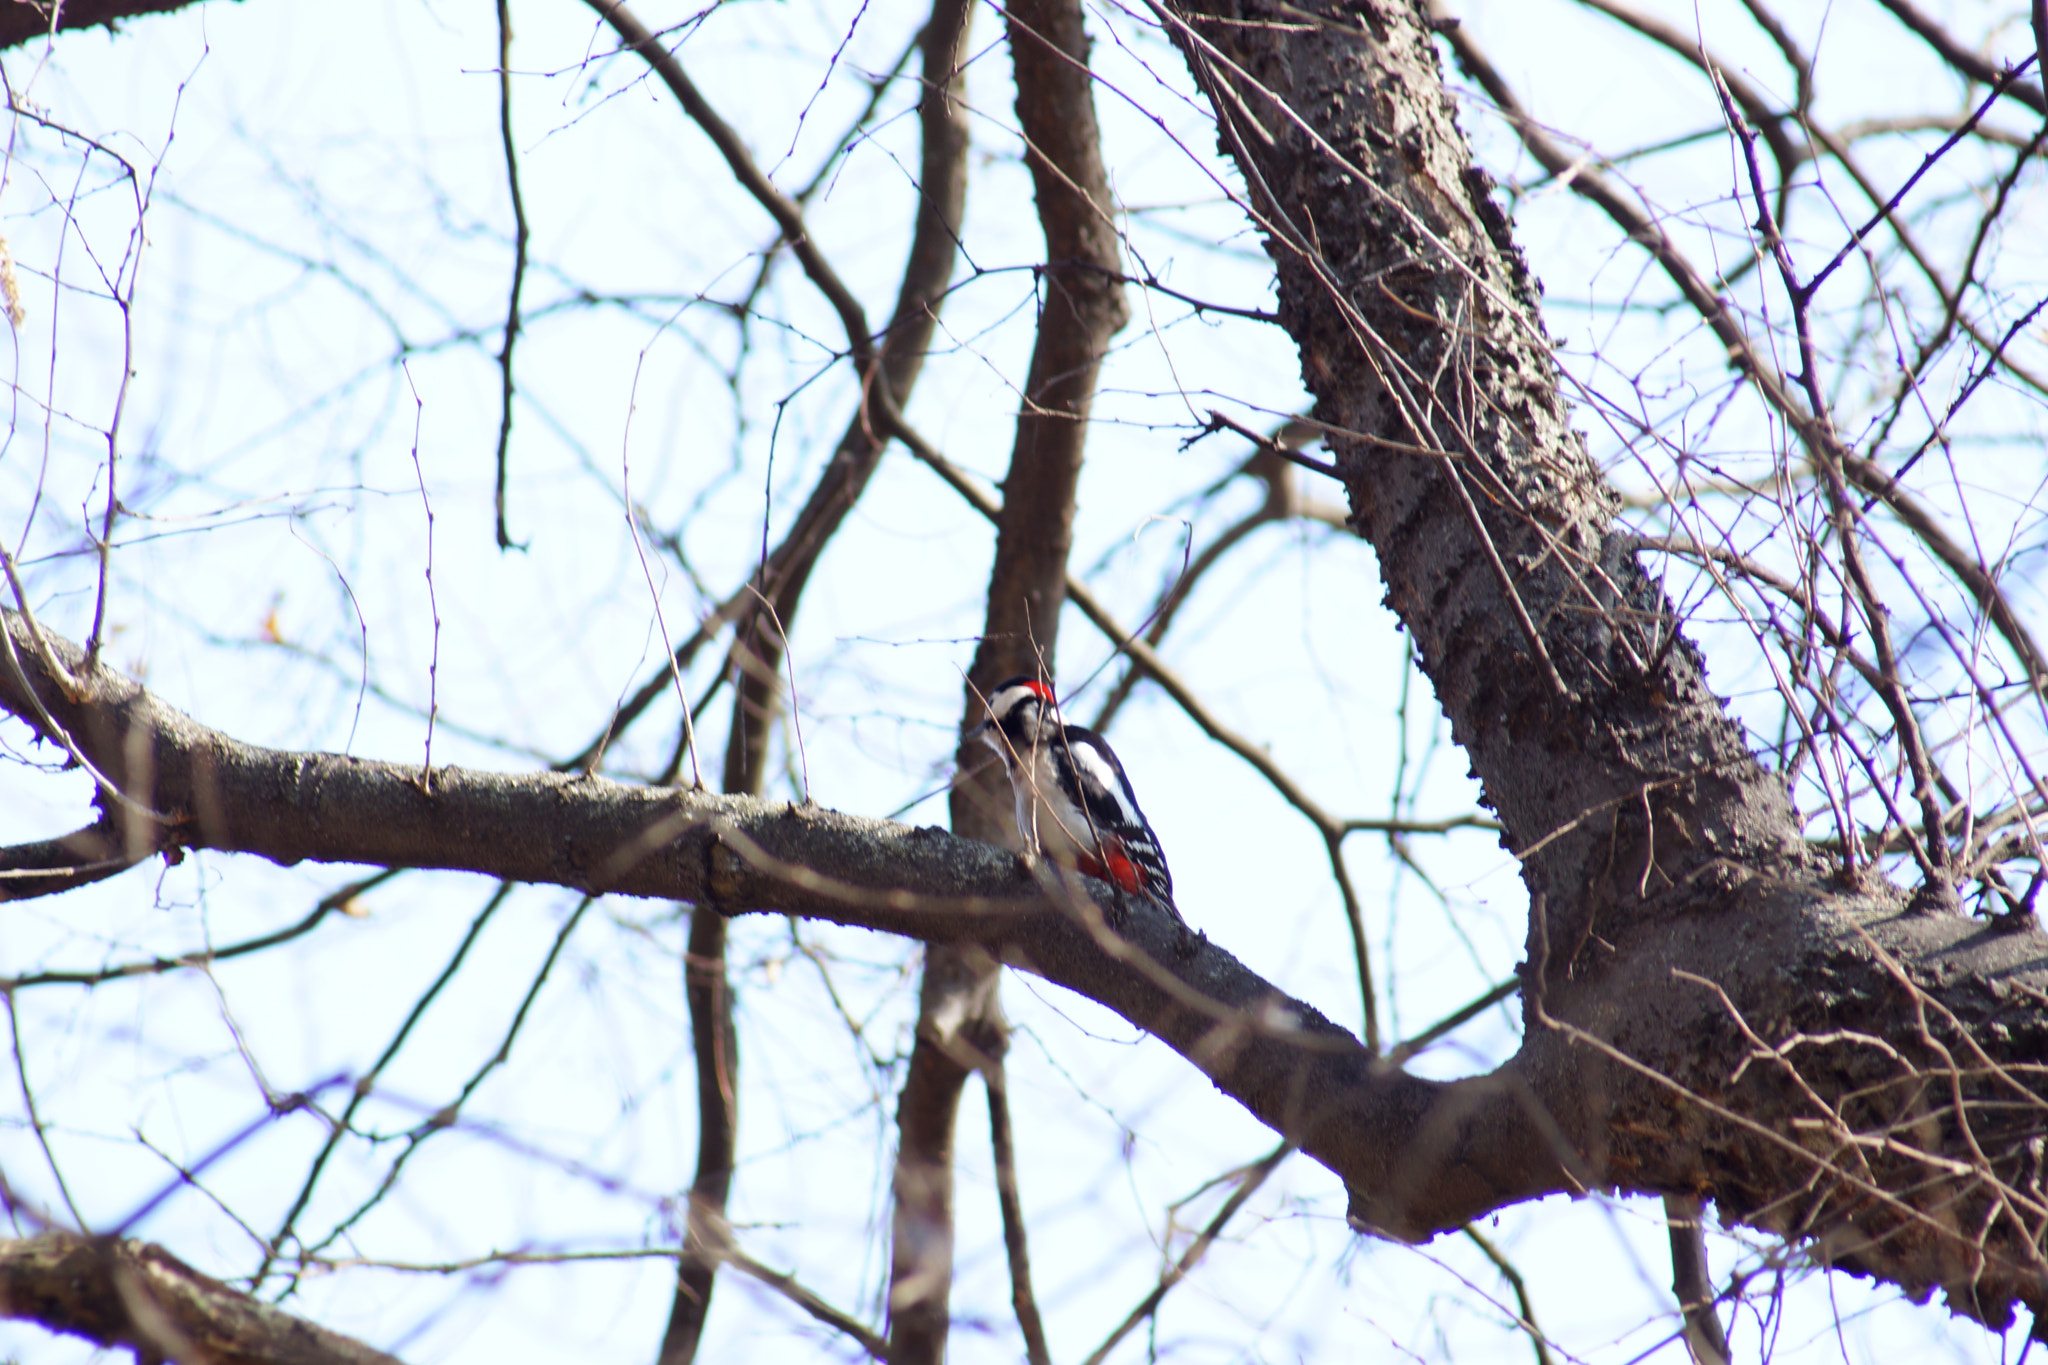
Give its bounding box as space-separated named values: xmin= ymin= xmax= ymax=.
xmin=0 ymin=604 xmax=1566 ymax=1241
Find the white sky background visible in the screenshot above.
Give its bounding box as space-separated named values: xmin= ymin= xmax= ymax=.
xmin=1 ymin=0 xmax=2044 ymax=1361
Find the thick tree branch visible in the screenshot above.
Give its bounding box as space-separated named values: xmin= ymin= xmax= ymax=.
xmin=1157 ymin=0 xmax=2048 ymax=1331
xmin=7 ymin=574 xmax=2048 ymax=1343
xmin=656 ymin=905 xmax=739 ymax=1365
xmin=0 ymin=0 xmax=211 ymax=50
xmin=0 ymin=1231 xmax=405 ymax=1365
xmin=0 ymin=608 xmax=1559 ymax=1274
xmin=1873 ymin=0 xmax=2047 ymax=116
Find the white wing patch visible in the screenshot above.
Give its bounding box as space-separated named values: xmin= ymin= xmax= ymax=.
xmin=1068 ymin=743 xmax=1141 ymax=827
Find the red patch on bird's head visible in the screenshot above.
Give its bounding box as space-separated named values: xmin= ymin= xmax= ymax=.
xmin=991 ymin=676 xmax=1057 ymax=707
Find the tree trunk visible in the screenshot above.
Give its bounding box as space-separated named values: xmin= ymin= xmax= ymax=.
xmin=1156 ymin=0 xmax=2048 ymax=1332
xmin=885 ymin=0 xmax=1129 ymax=1350
xmin=3 ymin=0 xmax=2046 ymax=1342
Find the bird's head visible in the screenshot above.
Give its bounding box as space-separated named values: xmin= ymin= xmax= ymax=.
xmin=973 ymin=675 xmax=1058 ymax=752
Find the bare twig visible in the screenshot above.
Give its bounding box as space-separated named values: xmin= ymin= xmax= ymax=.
xmin=1463 ymin=1224 xmax=1554 ymax=1365
xmin=1080 ymin=1141 xmax=1292 ymax=1365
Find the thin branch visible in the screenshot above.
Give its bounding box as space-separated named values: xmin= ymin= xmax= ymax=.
xmin=1872 ymin=0 xmax=2046 ymax=116
xmin=1716 ymin=74 xmax=1951 ymax=880
xmin=1195 ymin=408 xmax=1338 ymax=478
xmin=1463 ymin=1224 xmax=1555 ymax=1365
xmin=1079 ymin=1141 xmax=1291 ymax=1365
xmin=2 ymin=871 xmax=398 ymax=988
xmin=985 ymin=1060 xmax=1052 ymax=1365
xmin=1092 ymin=421 xmax=1349 ymax=735
xmin=1800 ymin=55 xmax=2040 ymax=302
xmin=724 ymin=1245 xmax=888 ymax=1359
xmin=584 ymin=0 xmax=877 ymax=380
xmin=492 ymin=0 xmax=531 ymax=551
xmin=6 ymin=994 xmax=85 ymax=1228
xmin=1385 ymin=978 xmax=1519 ymax=1068
xmin=291 ymin=897 xmax=599 ymax=1276
xmin=1341 ymin=814 xmax=1503 ymax=836
xmin=258 ymin=882 xmax=519 ymax=1288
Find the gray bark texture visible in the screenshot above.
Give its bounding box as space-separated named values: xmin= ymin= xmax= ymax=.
xmin=1156 ymin=0 xmax=2048 ymax=1334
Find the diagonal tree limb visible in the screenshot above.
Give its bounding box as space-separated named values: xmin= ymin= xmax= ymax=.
xmin=1080 ymin=1140 xmax=1291 ymax=1365
xmin=583 ymin=0 xmax=877 ymax=381
xmin=0 ymin=1230 xmax=406 ymax=1365
xmin=5 ymin=595 xmax=2048 ymax=1330
xmin=1873 ymin=0 xmax=2047 ymax=116
xmin=1461 ymin=1224 xmax=1554 ymax=1365
xmin=721 ymin=1244 xmax=889 ymax=1360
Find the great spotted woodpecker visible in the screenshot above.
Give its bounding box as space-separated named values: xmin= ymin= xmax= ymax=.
xmin=973 ymin=675 xmax=1185 ymax=926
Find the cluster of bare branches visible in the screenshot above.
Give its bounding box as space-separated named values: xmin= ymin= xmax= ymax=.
xmin=1443 ymin=0 xmax=2048 ymax=918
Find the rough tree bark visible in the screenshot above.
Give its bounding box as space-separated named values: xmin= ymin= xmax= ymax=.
xmin=0 ymin=1231 xmax=405 ymax=1365
xmin=1154 ymin=0 xmax=2048 ymax=1333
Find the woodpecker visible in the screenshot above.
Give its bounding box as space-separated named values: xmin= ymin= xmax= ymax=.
xmin=973 ymin=675 xmax=1185 ymax=925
